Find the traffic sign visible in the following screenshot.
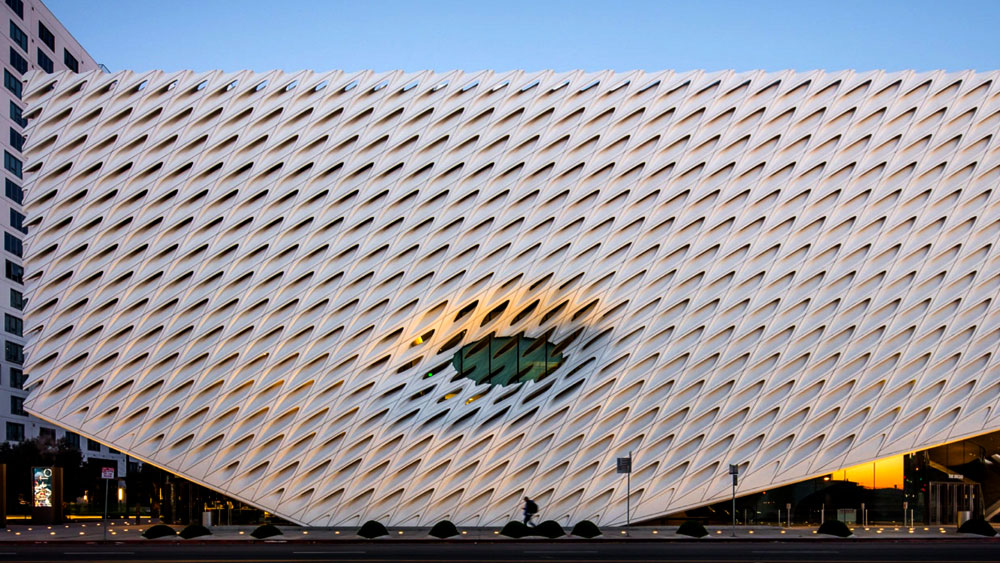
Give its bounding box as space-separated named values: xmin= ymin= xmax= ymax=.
xmin=101 ymin=467 xmax=115 ymax=480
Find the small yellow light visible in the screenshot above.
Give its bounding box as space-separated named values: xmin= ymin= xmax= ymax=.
xmin=413 ymin=336 xmax=423 ymax=345
xmin=621 ymin=530 xmax=627 ymax=534
xmin=47 ymin=526 xmax=52 ymax=530
xmin=716 ymin=530 xmax=722 ymax=534
xmin=398 ymin=531 xmax=404 ymax=535
xmin=15 ymin=532 xmax=20 ymax=536
xmin=908 ymin=530 xmax=914 ymax=534
xmin=780 ymin=530 xmax=786 ymax=534
xmin=748 ymin=530 xmax=754 ymax=534
xmin=461 ymin=530 xmax=467 ymax=535
xmin=494 ymin=530 xmax=499 ymax=534
xmin=302 ymin=531 xmax=308 ymax=535
xmin=652 ymin=530 xmax=658 ymax=534
xmin=812 ymin=530 xmax=818 ymax=534
xmin=239 ymin=531 xmax=245 ymax=535
xmin=78 ymin=532 xmax=84 ymax=536
xmin=876 ymin=530 xmax=882 ymax=534
xmin=335 ymin=531 xmax=340 ymax=535
xmin=49 ymin=532 xmax=55 ymax=536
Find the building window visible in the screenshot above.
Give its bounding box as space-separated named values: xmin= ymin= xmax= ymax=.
xmin=5 ymin=421 xmax=23 ymax=441
xmin=37 ymin=22 xmax=54 ymax=51
xmin=63 ymin=49 xmax=78 ymax=72
xmin=4 ymin=340 xmax=22 ymax=364
xmin=3 ymin=69 xmax=21 ymax=98
xmin=4 ymin=313 xmax=20 ymax=336
xmin=8 ymin=128 xmax=23 ymax=151
xmin=9 ymin=395 xmax=24 ymax=416
xmin=8 ymin=101 xmax=24 ymax=127
xmin=39 ymin=427 xmax=55 ymax=440
xmin=9 ymin=288 xmax=22 ymax=310
xmin=3 ymin=232 xmax=20 ymax=257
xmin=8 ymin=46 xmax=25 ymax=74
xmin=9 ymin=367 xmax=25 ymax=389
xmin=4 ymin=259 xmax=21 ymax=284
xmin=8 ymin=21 xmax=25 ymax=51
xmin=9 ymin=209 xmax=25 ymax=233
xmin=5 ymin=0 xmax=23 ymax=19
xmin=87 ymin=438 xmax=101 ymax=452
xmin=64 ymin=431 xmax=80 ymax=448
xmin=3 ymin=258 xmax=21 ymax=286
xmin=4 ymin=178 xmax=21 ymax=203
xmin=36 ymin=48 xmax=52 ymax=73
xmin=3 ymin=151 xmax=21 ymax=178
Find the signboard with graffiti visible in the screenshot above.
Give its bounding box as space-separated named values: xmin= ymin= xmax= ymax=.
xmin=32 ymin=467 xmax=54 ymax=508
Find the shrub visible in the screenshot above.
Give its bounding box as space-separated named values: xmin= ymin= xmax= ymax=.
xmin=500 ymin=521 xmax=531 ymax=538
xmin=817 ymin=520 xmax=852 ymax=538
xmin=570 ymin=520 xmax=601 ymax=538
xmin=676 ymin=520 xmax=708 ymax=538
xmin=142 ymin=524 xmax=177 ymax=539
xmin=533 ymin=520 xmax=566 ymax=538
xmin=250 ymin=524 xmax=283 ymax=539
xmin=357 ymin=520 xmax=389 ymax=539
xmin=429 ymin=520 xmax=460 ymax=538
xmin=179 ymin=524 xmax=212 ymax=539
xmin=958 ymin=518 xmax=997 ymax=537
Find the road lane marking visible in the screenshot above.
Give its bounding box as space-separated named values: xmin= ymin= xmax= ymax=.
xmin=292 ymin=551 xmax=367 ymax=554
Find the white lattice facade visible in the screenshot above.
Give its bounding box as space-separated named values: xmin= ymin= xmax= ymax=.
xmin=19 ymin=69 xmax=1000 ymax=526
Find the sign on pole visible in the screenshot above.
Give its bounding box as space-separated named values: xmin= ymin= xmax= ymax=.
xmin=616 ymin=457 xmax=632 ymax=474
xmin=729 ymin=463 xmax=739 ymax=536
xmin=102 ymin=467 xmax=114 ymax=540
xmin=617 ymin=453 xmax=633 ymax=529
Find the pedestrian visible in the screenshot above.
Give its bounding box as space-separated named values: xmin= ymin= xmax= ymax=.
xmin=523 ymin=496 xmax=538 ymax=526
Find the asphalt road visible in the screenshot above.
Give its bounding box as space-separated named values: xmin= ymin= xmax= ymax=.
xmin=0 ymin=541 xmax=997 ymax=562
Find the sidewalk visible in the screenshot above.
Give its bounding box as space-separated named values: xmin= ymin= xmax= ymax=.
xmin=0 ymin=521 xmax=993 ymax=542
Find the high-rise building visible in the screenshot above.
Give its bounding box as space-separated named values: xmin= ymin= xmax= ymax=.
xmin=2 ymin=0 xmax=126 ymax=474
xmin=21 ymin=69 xmax=1000 ymax=526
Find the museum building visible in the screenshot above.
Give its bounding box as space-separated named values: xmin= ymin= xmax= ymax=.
xmin=17 ymin=68 xmax=1000 ymax=526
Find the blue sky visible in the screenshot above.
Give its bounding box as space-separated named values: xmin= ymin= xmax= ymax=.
xmin=48 ymin=0 xmax=1000 ymax=73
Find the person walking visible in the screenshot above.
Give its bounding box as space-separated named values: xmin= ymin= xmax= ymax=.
xmin=522 ymin=497 xmax=538 ymax=526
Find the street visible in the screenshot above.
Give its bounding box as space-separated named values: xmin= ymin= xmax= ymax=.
xmin=0 ymin=540 xmax=997 ymax=562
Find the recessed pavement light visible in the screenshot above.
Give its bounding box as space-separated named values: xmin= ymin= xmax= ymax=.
xmin=652 ymin=530 xmax=658 ymax=534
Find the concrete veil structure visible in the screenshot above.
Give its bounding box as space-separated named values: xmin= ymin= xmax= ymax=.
xmin=18 ymin=68 xmax=1000 ymax=527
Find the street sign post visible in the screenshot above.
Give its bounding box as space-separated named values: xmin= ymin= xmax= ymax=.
xmin=616 ymin=453 xmax=632 ymax=528
xmin=101 ymin=467 xmax=114 ymax=540
xmin=729 ymin=464 xmax=739 ymax=536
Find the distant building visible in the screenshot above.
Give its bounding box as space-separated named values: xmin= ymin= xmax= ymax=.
xmin=2 ymin=0 xmax=124 ymax=475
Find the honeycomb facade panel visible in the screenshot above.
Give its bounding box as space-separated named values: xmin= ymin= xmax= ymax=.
xmin=19 ymin=69 xmax=1000 ymax=526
